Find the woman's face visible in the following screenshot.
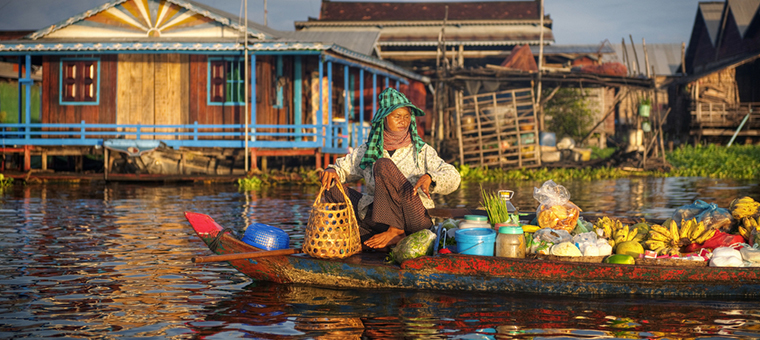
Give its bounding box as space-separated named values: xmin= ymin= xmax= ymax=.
xmin=385 ymin=107 xmax=412 ymax=132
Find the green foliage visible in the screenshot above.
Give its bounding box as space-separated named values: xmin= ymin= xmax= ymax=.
xmin=667 ymin=144 xmax=760 ymax=180
xmin=0 ymin=174 xmax=13 ymax=190
xmin=457 ymin=144 xmax=760 ymax=182
xmin=458 ymin=163 xmax=650 ymax=182
xmin=479 ymin=185 xmax=511 ymax=225
xmin=591 ymin=146 xmax=616 ymax=160
xmin=544 ymin=88 xmax=595 ymax=140
xmin=237 ymin=175 xmax=263 ymax=191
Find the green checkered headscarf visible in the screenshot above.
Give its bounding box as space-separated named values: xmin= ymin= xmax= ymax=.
xmin=360 ymin=88 xmax=426 ymax=170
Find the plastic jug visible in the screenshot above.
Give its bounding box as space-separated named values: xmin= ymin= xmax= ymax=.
xmin=495 ymin=224 xmax=525 ymax=258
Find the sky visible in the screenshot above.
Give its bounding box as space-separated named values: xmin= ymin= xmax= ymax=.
xmin=0 ymin=0 xmax=706 ymax=45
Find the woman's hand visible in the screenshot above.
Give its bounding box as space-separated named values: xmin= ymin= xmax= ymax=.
xmin=364 ymin=227 xmax=405 ymax=249
xmin=320 ymin=168 xmax=339 ymax=189
xmin=413 ymin=174 xmax=432 ymax=199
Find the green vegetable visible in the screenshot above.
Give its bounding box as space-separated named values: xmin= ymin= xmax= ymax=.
xmin=604 ymin=254 xmax=635 ymax=265
xmin=389 ymin=229 xmax=437 ymax=264
xmin=479 ymin=185 xmax=518 ymax=225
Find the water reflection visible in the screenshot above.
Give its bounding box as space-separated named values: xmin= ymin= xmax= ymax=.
xmin=192 ymin=282 xmax=760 ymax=339
xmin=0 ymin=178 xmax=758 ymax=338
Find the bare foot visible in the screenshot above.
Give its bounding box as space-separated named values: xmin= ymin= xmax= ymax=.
xmin=364 ymin=227 xmax=405 ymax=249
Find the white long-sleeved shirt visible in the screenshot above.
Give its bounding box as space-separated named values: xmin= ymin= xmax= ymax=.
xmin=328 ymin=143 xmax=461 ymax=219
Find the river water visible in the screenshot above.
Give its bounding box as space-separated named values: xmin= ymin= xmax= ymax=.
xmin=1 ymin=177 xmax=759 ymax=339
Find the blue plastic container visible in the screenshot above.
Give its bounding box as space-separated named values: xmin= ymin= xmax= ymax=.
xmin=539 ymin=132 xmax=556 ymax=146
xmin=455 ymin=228 xmax=496 ymax=256
xmin=242 ymin=223 xmax=290 ymax=250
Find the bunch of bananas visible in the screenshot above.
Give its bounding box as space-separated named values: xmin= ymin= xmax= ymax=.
xmin=729 ymin=196 xmax=760 ymax=220
xmin=738 ymin=216 xmax=760 ymax=241
xmin=644 ymin=218 xmax=716 ymax=256
xmin=612 ymin=224 xmax=641 ymax=248
xmin=594 ymin=216 xmax=622 ymax=248
xmin=593 ymin=217 xmax=646 ymax=250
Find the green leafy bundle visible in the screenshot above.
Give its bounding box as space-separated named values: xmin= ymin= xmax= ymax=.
xmin=479 ymin=185 xmax=515 ymax=225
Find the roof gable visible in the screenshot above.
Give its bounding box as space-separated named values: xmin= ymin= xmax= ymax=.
xmin=728 ymin=0 xmax=760 ymax=37
xmin=27 ymin=0 xmax=275 ymax=40
xmin=700 ymin=2 xmax=725 ymax=46
xmin=318 ymin=1 xmax=540 ymax=21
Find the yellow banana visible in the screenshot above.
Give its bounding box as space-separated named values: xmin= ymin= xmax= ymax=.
xmin=667 ymin=219 xmax=680 ymax=242
xmin=689 ymin=220 xmax=706 ymax=241
xmin=730 ymin=196 xmax=760 ymax=220
xmin=627 ymin=226 xmax=639 ymax=242
xmin=695 ymin=228 xmax=717 ymax=244
xmin=679 ymin=219 xmax=693 ymax=239
xmin=648 ymin=230 xmax=670 ymax=242
xmin=644 ymin=239 xmax=666 ymax=250
xmin=739 ymin=224 xmax=751 ymax=240
xmin=650 ymin=225 xmax=672 ymax=239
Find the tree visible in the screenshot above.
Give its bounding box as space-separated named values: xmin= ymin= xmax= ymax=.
xmin=543 ymin=88 xmax=594 ymax=141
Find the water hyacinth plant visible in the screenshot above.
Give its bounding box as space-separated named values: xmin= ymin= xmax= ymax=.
xmin=0 ymin=174 xmax=13 ymax=191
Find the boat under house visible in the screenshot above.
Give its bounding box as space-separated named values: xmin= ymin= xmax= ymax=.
xmin=0 ymin=0 xmax=428 ymax=177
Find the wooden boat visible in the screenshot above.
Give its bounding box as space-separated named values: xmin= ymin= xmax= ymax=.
xmin=185 ymin=211 xmax=760 ymax=297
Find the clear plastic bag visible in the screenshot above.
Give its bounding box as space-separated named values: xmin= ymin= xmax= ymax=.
xmin=672 ymin=200 xmax=711 ymax=224
xmin=534 ymin=228 xmax=572 ymax=244
xmin=390 ymin=229 xmax=437 ymax=264
xmin=696 ymin=206 xmax=734 ymax=233
xmin=533 ymin=180 xmax=581 ymax=232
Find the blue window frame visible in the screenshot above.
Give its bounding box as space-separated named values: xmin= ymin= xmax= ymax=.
xmin=208 ymin=57 xmax=244 ymax=105
xmin=59 ymin=58 xmax=100 ymax=105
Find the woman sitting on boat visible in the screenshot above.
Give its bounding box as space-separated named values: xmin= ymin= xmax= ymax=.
xmin=320 ymin=88 xmax=461 ymax=250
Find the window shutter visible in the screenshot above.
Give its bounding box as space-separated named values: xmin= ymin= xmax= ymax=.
xmin=62 ymin=61 xmax=78 ymax=102
xmin=82 ymin=61 xmax=97 ymax=102
xmin=210 ymin=61 xmax=225 ymax=102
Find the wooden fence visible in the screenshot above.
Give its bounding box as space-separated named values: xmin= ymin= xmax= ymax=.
xmin=453 ymin=88 xmax=541 ymax=168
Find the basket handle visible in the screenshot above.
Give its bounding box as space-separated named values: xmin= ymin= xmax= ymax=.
xmin=314 ymin=183 xmax=358 ymax=238
xmin=315 ymin=182 xmax=352 ymax=208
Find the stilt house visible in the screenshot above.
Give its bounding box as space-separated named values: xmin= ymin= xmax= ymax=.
xmin=0 ymin=0 xmax=428 ymax=175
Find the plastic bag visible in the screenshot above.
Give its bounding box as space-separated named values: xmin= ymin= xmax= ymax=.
xmin=573 ymin=217 xmax=593 ymax=235
xmin=533 ymin=180 xmax=581 ymax=232
xmin=389 ymin=229 xmax=436 ymax=264
xmin=740 ymin=247 xmax=760 ymax=263
xmin=672 ymin=200 xmax=711 ymax=225
xmin=534 ymin=228 xmax=572 ymax=244
xmin=699 ymin=230 xmax=745 ymax=250
xmin=695 ymin=206 xmax=734 ymax=233
xmin=709 ymin=246 xmax=743 ymax=267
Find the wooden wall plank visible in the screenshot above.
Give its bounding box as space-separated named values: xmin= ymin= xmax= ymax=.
xmin=140 ymin=54 xmax=155 ymax=136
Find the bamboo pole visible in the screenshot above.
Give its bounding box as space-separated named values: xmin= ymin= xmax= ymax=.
xmin=456 ymin=90 xmax=465 ymax=165
xmin=621 ymin=38 xmax=631 ymax=76
xmin=629 ymin=35 xmax=640 ymax=76
xmin=643 ymin=38 xmax=650 ymax=78
xmin=536 ymin=0 xmax=545 ymax=131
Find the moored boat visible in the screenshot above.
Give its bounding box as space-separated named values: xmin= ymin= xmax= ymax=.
xmin=185 ymin=211 xmax=760 ymax=297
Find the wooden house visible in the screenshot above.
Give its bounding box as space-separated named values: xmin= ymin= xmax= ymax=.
xmin=682 ymin=0 xmax=760 ymax=143
xmin=0 ymin=0 xmax=428 ymax=175
xmin=295 ymin=0 xmax=554 ymax=73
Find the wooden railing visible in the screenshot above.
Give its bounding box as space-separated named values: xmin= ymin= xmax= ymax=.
xmin=691 ymin=102 xmax=760 ymax=128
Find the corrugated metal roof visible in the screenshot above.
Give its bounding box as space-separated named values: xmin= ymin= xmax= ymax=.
xmin=318 ymin=1 xmax=541 ymax=21
xmin=282 ymin=30 xmax=380 ymax=55
xmin=700 ymin=2 xmax=725 ymax=46
xmin=374 ymin=24 xmax=553 ymax=46
xmin=603 ymin=43 xmax=684 ymax=76
xmin=530 ymin=44 xmax=615 ymax=55
xmin=729 ymin=0 xmax=760 ymax=38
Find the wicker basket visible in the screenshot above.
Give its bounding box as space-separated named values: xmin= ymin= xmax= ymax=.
xmin=303 ymin=184 xmax=361 ymax=259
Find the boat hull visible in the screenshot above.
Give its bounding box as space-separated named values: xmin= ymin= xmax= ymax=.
xmin=186 ymin=212 xmax=760 ymax=297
